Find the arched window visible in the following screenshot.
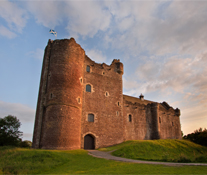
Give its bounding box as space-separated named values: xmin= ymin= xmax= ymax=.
xmin=129 ymin=114 xmax=132 ymax=122
xmin=86 ymin=65 xmax=90 ymax=72
xmin=88 ymin=114 xmax=94 ymax=122
xmin=86 ymin=84 xmax=91 ymax=92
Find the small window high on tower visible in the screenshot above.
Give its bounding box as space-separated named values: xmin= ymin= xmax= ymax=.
xmin=86 ymin=65 xmax=90 ymax=72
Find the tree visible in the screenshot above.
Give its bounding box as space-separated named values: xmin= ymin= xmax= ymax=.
xmin=0 ymin=115 xmax=23 ymax=146
xmin=183 ymin=128 xmax=207 ymax=147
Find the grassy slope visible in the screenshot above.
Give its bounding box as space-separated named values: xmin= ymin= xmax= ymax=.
xmin=0 ymin=140 xmax=207 ymax=174
xmin=99 ymin=139 xmax=207 ymax=163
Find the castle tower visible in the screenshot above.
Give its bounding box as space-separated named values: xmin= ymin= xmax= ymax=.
xmin=32 ymin=38 xmax=85 ymax=149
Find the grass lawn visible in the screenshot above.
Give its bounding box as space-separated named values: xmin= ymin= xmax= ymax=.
xmin=99 ymin=139 xmax=207 ymax=163
xmin=0 ymin=144 xmax=207 ymax=174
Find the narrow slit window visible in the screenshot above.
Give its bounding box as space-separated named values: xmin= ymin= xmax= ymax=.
xmin=86 ymin=84 xmax=91 ymax=92
xmin=88 ymin=114 xmax=94 ymax=122
xmin=86 ymin=65 xmax=90 ymax=72
xmin=129 ymin=114 xmax=132 ymax=122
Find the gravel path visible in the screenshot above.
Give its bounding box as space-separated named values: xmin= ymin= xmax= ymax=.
xmin=88 ymin=150 xmax=207 ymax=166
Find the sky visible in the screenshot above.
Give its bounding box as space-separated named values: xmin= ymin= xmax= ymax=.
xmin=0 ymin=0 xmax=207 ymax=141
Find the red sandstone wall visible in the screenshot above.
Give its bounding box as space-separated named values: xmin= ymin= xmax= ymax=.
xmin=33 ymin=38 xmax=182 ymax=150
xmin=123 ymin=101 xmax=150 ymax=140
xmin=158 ymin=104 xmax=182 ymax=139
xmin=32 ymin=41 xmax=52 ymax=148
xmin=35 ymin=38 xmax=85 ymax=149
xmin=81 ymin=57 xmax=124 ymax=148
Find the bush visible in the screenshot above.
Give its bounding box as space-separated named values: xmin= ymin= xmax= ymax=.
xmin=20 ymin=140 xmax=32 ymax=148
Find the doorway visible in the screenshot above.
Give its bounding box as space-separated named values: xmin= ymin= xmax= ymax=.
xmin=84 ymin=134 xmax=95 ymax=149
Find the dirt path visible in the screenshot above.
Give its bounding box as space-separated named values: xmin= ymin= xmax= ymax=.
xmin=88 ymin=150 xmax=207 ymax=166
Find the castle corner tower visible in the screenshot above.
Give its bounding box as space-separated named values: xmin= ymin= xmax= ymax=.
xmin=32 ymin=38 xmax=85 ymax=149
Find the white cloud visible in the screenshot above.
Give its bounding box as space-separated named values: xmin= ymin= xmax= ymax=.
xmin=0 ymin=25 xmax=16 ymax=39
xmin=25 ymin=1 xmax=63 ymax=28
xmin=0 ymin=101 xmax=35 ymax=122
xmin=0 ymin=0 xmax=27 ymax=33
xmin=65 ymin=1 xmax=111 ymax=38
xmin=86 ymin=49 xmax=107 ymax=63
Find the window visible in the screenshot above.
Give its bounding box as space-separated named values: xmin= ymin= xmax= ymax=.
xmin=86 ymin=84 xmax=91 ymax=92
xmin=116 ymin=111 xmax=119 ymax=116
xmin=172 ymin=122 xmax=174 ymax=126
xmin=80 ymin=78 xmax=82 ymax=83
xmin=86 ymin=65 xmax=90 ymax=72
xmin=105 ymin=91 xmax=109 ymax=97
xmin=118 ymin=102 xmax=120 ymax=106
xmin=129 ymin=114 xmax=132 ymax=122
xmin=88 ymin=114 xmax=94 ymax=122
xmin=159 ymin=117 xmax=161 ymax=123
xmin=77 ymin=98 xmax=81 ymax=104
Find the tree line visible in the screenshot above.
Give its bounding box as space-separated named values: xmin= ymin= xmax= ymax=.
xmin=183 ymin=128 xmax=207 ymax=147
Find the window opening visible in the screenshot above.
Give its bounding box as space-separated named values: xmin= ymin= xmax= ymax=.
xmin=116 ymin=111 xmax=119 ymax=116
xmin=78 ymin=98 xmax=80 ymax=104
xmin=86 ymin=65 xmax=90 ymax=72
xmin=88 ymin=114 xmax=94 ymax=122
xmin=80 ymin=78 xmax=82 ymax=83
xmin=172 ymin=122 xmax=174 ymax=126
xmin=159 ymin=117 xmax=161 ymax=123
xmin=105 ymin=91 xmax=109 ymax=97
xmin=118 ymin=102 xmax=120 ymax=106
xmin=102 ymin=71 xmax=105 ymax=75
xmin=50 ymin=93 xmax=53 ymax=99
xmin=86 ymin=84 xmax=91 ymax=92
xmin=129 ymin=114 xmax=132 ymax=122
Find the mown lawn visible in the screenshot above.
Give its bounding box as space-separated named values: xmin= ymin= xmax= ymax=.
xmin=99 ymin=139 xmax=207 ymax=163
xmin=0 ymin=144 xmax=207 ymax=174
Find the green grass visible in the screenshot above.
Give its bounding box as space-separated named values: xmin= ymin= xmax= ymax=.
xmin=0 ymin=141 xmax=207 ymax=174
xmin=99 ymin=139 xmax=207 ymax=163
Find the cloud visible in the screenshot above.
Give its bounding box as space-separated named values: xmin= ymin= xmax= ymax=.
xmin=25 ymin=1 xmax=63 ymax=28
xmin=65 ymin=1 xmax=111 ymax=38
xmin=27 ymin=48 xmax=44 ymax=60
xmin=86 ymin=49 xmax=107 ymax=63
xmin=0 ymin=0 xmax=27 ymax=33
xmin=0 ymin=101 xmax=35 ymax=122
xmin=0 ymin=25 xmax=17 ymax=39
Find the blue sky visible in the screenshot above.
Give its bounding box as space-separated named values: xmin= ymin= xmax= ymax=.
xmin=0 ymin=0 xmax=207 ymax=141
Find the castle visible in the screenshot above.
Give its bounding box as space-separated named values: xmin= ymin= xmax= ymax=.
xmin=32 ymin=38 xmax=182 ymax=150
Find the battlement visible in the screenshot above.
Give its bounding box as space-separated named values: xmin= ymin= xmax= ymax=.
xmin=32 ymin=38 xmax=182 ymax=150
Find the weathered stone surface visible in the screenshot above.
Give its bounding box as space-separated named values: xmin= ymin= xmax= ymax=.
xmin=32 ymin=38 xmax=182 ymax=150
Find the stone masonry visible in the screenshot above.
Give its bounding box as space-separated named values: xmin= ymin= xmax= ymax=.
xmin=32 ymin=38 xmax=182 ymax=150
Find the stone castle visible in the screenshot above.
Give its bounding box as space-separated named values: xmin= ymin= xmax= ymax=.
xmin=32 ymin=38 xmax=182 ymax=150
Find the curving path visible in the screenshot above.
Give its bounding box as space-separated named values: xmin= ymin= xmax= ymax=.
xmin=88 ymin=150 xmax=207 ymax=166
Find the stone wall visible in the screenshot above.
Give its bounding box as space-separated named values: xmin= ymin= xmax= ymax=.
xmin=81 ymin=56 xmax=124 ymax=148
xmin=32 ymin=38 xmax=182 ymax=150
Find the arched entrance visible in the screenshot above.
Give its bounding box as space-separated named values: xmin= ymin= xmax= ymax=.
xmin=84 ymin=134 xmax=95 ymax=149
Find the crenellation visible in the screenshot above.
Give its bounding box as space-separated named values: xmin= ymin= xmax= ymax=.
xmin=32 ymin=38 xmax=182 ymax=150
